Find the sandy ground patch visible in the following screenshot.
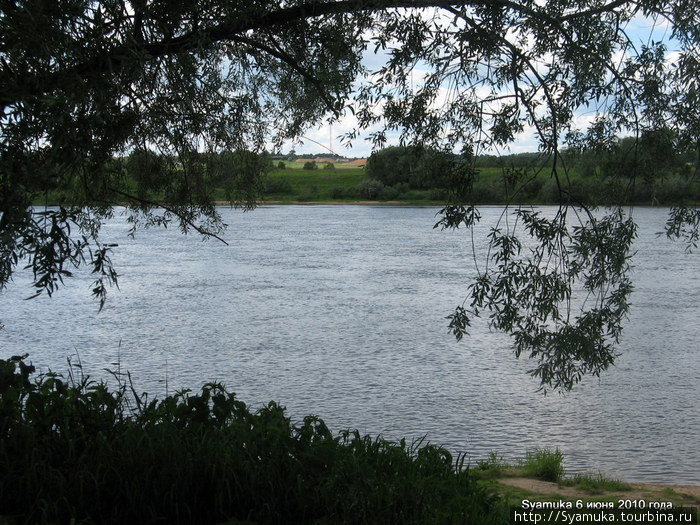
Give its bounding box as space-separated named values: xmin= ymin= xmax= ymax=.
xmin=499 ymin=477 xmax=700 ymax=505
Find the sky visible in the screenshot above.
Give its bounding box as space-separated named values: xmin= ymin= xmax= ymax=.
xmin=280 ymin=11 xmax=680 ymax=159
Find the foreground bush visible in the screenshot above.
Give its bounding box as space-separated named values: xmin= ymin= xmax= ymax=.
xmin=0 ymin=355 xmax=505 ymax=524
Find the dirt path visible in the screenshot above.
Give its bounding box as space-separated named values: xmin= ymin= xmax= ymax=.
xmin=498 ymin=477 xmax=700 ymax=505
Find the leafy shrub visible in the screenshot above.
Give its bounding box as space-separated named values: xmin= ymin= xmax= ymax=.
xmin=303 ymin=161 xmax=318 ymax=170
xmin=366 ymin=146 xmax=456 ymax=189
xmin=470 ymin=178 xmax=503 ymax=203
xmin=518 ymin=177 xmax=544 ymax=200
xmin=429 ymin=187 xmax=448 ymax=200
xmin=343 ymin=186 xmax=361 ymax=199
xmin=263 ymin=175 xmax=293 ymax=194
xmin=358 ymin=178 xmax=385 ymax=199
xmin=627 ymin=179 xmax=654 ymax=203
xmin=654 ymin=174 xmax=695 ymax=204
xmin=277 ymin=161 xmax=286 ymax=169
xmin=126 ymin=149 xmax=169 ymax=193
xmin=0 ymin=355 xmax=504 ymax=524
xmin=476 ymin=452 xmax=509 ymax=479
xmin=379 ymin=185 xmax=400 ymax=200
xmin=394 ymin=182 xmax=411 ymax=196
xmin=323 ymin=162 xmax=335 ymax=170
xmin=297 ymin=184 xmax=320 ymax=201
xmin=537 ymin=178 xmax=561 ymax=204
xmin=536 ymin=177 xmax=602 ymax=205
xmin=329 ymin=186 xmax=345 ymax=199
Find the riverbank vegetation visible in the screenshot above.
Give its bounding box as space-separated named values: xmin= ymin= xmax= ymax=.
xmin=4 ymin=355 xmax=699 ymax=524
xmin=475 ymin=449 xmax=627 ymax=491
xmin=0 ymin=355 xmax=505 ymax=524
xmin=260 ymin=162 xmax=700 ymax=205
xmin=35 ymin=142 xmax=699 ymax=207
xmin=474 ymin=450 xmax=700 ymax=513
xmin=108 ymin=138 xmax=700 ymax=207
xmin=260 ymin=140 xmax=699 ymax=206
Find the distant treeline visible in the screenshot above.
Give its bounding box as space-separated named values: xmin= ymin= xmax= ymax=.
xmin=118 ymin=149 xmax=272 ymax=203
xmin=270 ymin=152 xmax=363 ymax=162
xmin=38 ymin=135 xmax=696 ymax=206
xmin=361 ymin=133 xmax=699 ymax=205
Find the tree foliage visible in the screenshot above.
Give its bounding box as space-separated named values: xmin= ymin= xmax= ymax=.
xmin=1 ymin=0 xmax=699 ymax=390
xmin=365 ymin=145 xmax=454 ymax=188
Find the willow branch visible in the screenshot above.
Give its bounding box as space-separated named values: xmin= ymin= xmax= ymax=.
xmin=107 ymin=187 xmax=230 ymax=245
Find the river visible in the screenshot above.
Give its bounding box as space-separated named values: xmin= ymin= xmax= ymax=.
xmin=1 ymin=205 xmax=698 ymax=484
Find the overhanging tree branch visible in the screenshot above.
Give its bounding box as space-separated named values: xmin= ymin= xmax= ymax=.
xmin=230 ymin=35 xmax=338 ymax=115
xmin=107 ymin=187 xmax=230 ymax=245
xmin=1 ymin=0 xmax=638 ymax=107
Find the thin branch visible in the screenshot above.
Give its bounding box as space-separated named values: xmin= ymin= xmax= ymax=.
xmin=561 ymin=0 xmax=635 ymax=21
xmin=107 ymin=187 xmax=230 ymax=245
xmin=230 ymin=35 xmax=337 ymax=115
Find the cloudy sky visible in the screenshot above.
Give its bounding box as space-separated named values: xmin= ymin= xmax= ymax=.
xmin=281 ymin=12 xmax=678 ymax=159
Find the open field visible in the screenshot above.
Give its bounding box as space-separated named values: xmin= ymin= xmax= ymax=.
xmin=32 ymin=161 xmax=700 ymax=207
xmin=260 ymin=164 xmax=700 ymax=205
xmin=265 ymin=166 xmax=367 ymax=200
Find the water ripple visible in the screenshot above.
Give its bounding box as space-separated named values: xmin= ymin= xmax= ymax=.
xmin=1 ymin=205 xmax=698 ymax=484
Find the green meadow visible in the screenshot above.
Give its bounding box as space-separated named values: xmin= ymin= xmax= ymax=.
xmin=262 ymin=166 xmax=370 ymax=202
xmin=260 ymin=164 xmax=700 ymax=206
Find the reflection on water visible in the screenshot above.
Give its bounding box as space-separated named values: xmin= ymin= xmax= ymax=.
xmin=1 ymin=205 xmax=698 ymax=484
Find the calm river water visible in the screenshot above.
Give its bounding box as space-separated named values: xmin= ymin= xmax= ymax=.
xmin=1 ymin=205 xmax=698 ymax=484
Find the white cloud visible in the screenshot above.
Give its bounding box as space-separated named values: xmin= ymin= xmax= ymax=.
xmin=277 ymin=9 xmax=681 ymax=159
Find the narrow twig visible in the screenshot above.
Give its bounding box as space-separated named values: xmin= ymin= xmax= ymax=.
xmin=107 ymin=187 xmax=230 ymax=245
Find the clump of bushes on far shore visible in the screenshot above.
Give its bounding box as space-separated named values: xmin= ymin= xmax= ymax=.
xmin=0 ymin=355 xmax=505 ymax=524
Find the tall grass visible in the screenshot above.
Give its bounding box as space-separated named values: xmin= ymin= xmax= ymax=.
xmin=519 ymin=448 xmax=565 ymax=482
xmin=0 ymin=355 xmax=505 ymax=524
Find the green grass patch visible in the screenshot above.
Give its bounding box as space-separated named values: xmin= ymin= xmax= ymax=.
xmin=476 ymin=452 xmax=511 ymax=479
xmin=263 ymin=167 xmax=366 ymax=201
xmin=476 ymin=450 xmax=636 ymax=499
xmin=475 ymin=449 xmax=565 ymax=483
xmin=559 ymin=473 xmax=632 ymax=494
xmin=519 ymin=448 xmax=565 ymax=482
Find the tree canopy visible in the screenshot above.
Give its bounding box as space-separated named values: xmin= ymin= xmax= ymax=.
xmin=1 ymin=0 xmax=699 ymax=391
xmin=365 ymin=145 xmax=455 ymax=188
